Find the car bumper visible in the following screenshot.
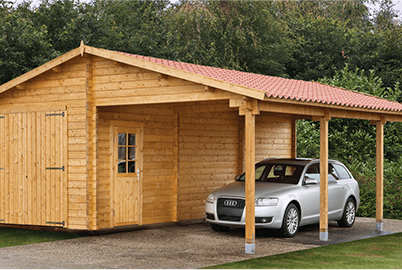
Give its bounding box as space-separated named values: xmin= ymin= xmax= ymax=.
xmin=205 ymin=201 xmax=284 ymax=229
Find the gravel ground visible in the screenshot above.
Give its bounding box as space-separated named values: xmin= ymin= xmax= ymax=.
xmin=0 ymin=217 xmax=400 ymax=269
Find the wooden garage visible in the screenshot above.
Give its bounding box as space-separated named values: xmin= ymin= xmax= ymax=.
xmin=1 ymin=43 xmax=402 ymax=253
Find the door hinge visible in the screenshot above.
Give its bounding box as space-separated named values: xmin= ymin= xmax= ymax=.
xmin=46 ymin=221 xmax=65 ymax=226
xmin=46 ymin=166 xmax=65 ymax=171
xmin=45 ymin=112 xmax=65 ymax=117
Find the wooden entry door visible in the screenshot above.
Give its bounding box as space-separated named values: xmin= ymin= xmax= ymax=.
xmin=113 ymin=127 xmax=142 ymax=226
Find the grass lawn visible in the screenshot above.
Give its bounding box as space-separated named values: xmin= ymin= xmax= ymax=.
xmin=0 ymin=227 xmax=84 ymax=248
xmin=206 ymin=232 xmax=402 ymax=269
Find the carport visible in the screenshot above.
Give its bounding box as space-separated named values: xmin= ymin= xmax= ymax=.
xmin=230 ymin=91 xmax=402 ymax=253
xmin=1 ymin=43 xmax=402 ymax=254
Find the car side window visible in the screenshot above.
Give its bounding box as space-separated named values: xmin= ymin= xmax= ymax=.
xmin=305 ymin=164 xmax=320 ymax=182
xmin=255 ymin=165 xmax=267 ymax=181
xmin=328 ymin=164 xmax=339 ymax=181
xmin=333 ymin=164 xmax=351 ymax=179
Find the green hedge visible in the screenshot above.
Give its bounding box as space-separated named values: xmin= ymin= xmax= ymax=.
xmin=350 ymin=161 xmax=402 ymax=220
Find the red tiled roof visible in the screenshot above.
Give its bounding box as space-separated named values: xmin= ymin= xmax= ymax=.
xmin=118 ymin=52 xmax=402 ymax=112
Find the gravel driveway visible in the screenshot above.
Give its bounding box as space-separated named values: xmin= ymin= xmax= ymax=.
xmin=0 ymin=217 xmax=401 ymax=269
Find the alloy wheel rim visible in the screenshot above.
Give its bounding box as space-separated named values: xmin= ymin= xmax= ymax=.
xmin=346 ymin=201 xmax=355 ymax=224
xmin=286 ymin=208 xmax=299 ymax=234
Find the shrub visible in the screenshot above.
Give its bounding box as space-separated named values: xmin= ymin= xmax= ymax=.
xmin=351 ymin=160 xmax=402 ymax=220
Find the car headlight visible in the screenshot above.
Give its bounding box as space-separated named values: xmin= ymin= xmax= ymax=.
xmin=206 ymin=194 xmax=215 ymax=204
xmin=256 ymin=197 xmax=278 ymax=206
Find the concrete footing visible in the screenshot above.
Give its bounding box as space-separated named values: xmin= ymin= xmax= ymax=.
xmin=245 ymin=243 xmax=255 ymax=254
xmin=319 ymin=231 xmax=328 ymax=241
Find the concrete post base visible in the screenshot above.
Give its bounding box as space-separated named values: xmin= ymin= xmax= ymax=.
xmin=319 ymin=231 xmax=328 ymax=241
xmin=245 ymin=243 xmax=255 ymax=254
xmin=376 ymin=222 xmax=383 ymax=231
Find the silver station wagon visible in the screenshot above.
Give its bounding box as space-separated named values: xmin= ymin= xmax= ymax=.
xmin=205 ymin=158 xmax=360 ymax=237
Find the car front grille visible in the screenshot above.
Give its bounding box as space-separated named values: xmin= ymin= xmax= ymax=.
xmin=217 ymin=198 xmax=245 ymax=222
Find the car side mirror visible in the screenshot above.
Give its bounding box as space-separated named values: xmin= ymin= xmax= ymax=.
xmin=304 ymin=176 xmax=318 ymax=185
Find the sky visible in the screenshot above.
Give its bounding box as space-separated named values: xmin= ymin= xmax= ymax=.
xmin=11 ymin=0 xmax=402 ymax=18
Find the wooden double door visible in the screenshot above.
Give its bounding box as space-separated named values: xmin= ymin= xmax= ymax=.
xmin=113 ymin=127 xmax=142 ymax=226
xmin=0 ymin=111 xmax=67 ymax=226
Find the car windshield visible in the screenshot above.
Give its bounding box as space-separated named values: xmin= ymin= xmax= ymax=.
xmin=237 ymin=163 xmax=304 ymax=184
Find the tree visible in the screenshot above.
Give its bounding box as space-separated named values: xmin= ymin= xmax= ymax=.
xmin=0 ymin=0 xmax=54 ymax=85
xmin=164 ymin=0 xmax=293 ymax=77
xmin=297 ymin=65 xmax=402 ymax=172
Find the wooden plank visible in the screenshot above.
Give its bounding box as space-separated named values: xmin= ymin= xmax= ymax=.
xmin=0 ymin=114 xmax=5 ymax=222
xmin=319 ymin=116 xmax=329 ymax=241
xmin=291 ymin=118 xmax=297 ymax=158
xmin=95 ymin=91 xmax=238 ymax=107
xmin=16 ymin=113 xmax=22 ymax=224
xmin=86 ymin=54 xmax=96 ymax=230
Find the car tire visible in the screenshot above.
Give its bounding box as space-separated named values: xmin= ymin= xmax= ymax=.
xmin=280 ymin=203 xmax=299 ymax=238
xmin=210 ymin=224 xmax=230 ymax=232
xmin=337 ymin=197 xmax=356 ymax=227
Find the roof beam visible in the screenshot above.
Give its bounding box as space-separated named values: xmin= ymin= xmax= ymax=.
xmin=258 ymin=100 xmax=402 ymax=122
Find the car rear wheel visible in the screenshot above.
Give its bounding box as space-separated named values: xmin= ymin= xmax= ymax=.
xmin=210 ymin=223 xmax=230 ymax=232
xmin=280 ymin=203 xmax=299 ymax=237
xmin=337 ymin=197 xmax=356 ymax=227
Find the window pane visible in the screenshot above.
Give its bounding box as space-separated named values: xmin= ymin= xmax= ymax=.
xmin=333 ymin=164 xmax=351 ymax=179
xmin=329 ymin=164 xmax=339 ymax=180
xmin=118 ymin=147 xmax=126 ymax=160
xmin=118 ymin=133 xmax=126 ymax=145
xmin=128 ymin=147 xmax=136 ymax=160
xmin=128 ymin=134 xmax=136 ymax=145
xmin=305 ymin=164 xmax=320 ymax=182
xmin=255 ymin=165 xmax=266 ymax=180
xmin=118 ymin=161 xmax=126 ymax=173
xmin=128 ymin=161 xmax=135 ymax=173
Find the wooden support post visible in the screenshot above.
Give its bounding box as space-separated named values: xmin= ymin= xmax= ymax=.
xmin=376 ymin=121 xmax=384 ymax=231
xmin=319 ymin=114 xmax=329 ymax=241
xmin=244 ymin=109 xmax=255 ymax=254
xmin=240 ymin=98 xmax=259 ymax=254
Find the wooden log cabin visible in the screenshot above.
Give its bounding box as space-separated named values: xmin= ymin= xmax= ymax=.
xmin=1 ymin=43 xmax=402 ymax=253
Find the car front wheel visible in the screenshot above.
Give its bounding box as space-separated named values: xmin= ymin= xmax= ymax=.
xmin=280 ymin=203 xmax=299 ymax=237
xmin=337 ymin=197 xmax=356 ymax=227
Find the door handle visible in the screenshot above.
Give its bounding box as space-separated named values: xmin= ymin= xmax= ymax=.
xmin=137 ymin=169 xmax=140 ymax=181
